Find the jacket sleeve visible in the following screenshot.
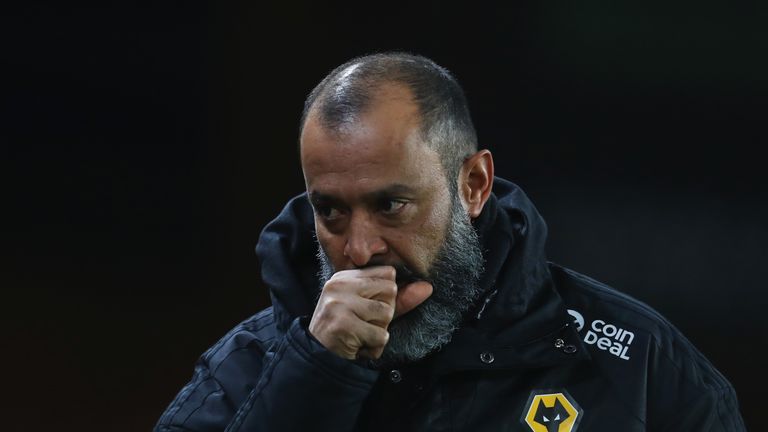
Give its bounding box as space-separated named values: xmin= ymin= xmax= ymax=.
xmin=645 ymin=327 xmax=747 ymax=432
xmin=154 ymin=313 xmax=380 ymax=432
xmin=655 ymin=385 xmax=746 ymax=431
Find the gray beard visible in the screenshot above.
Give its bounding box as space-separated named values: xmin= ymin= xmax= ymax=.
xmin=316 ymin=196 xmax=485 ymax=367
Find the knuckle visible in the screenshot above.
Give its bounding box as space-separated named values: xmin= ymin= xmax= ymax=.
xmin=384 ymin=266 xmax=396 ymax=280
xmin=368 ymin=328 xmax=388 ymax=347
xmin=321 ymin=280 xmax=336 ymax=293
xmin=384 ymin=303 xmax=395 ymax=319
xmin=367 ymin=299 xmax=384 ymax=314
xmin=369 ymin=301 xmax=394 ymax=321
xmin=330 ymin=268 xmax=351 ymax=279
xmin=324 ymin=296 xmax=342 ymax=308
xmin=323 ymin=278 xmax=344 ymax=292
xmin=316 ymin=296 xmax=341 ymax=316
xmin=375 ymin=281 xmax=397 ymax=301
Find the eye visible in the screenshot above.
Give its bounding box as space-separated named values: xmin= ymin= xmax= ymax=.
xmin=379 ymin=199 xmax=408 ymax=215
xmin=315 ymin=204 xmax=344 ymax=221
xmin=542 ymin=416 xmax=549 ymax=422
xmin=554 ymin=414 xmax=560 ymax=421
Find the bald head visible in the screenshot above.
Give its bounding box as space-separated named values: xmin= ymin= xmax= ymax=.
xmin=300 ymin=53 xmax=478 ymax=186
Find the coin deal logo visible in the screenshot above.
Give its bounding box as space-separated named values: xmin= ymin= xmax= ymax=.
xmin=567 ymin=309 xmax=584 ymax=331
xmin=522 ymin=390 xmax=583 ymax=432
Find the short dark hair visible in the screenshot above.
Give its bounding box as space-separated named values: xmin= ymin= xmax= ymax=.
xmin=300 ymin=52 xmax=478 ymax=187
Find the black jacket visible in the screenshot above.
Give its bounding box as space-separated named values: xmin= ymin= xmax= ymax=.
xmin=155 ymin=178 xmax=746 ymax=432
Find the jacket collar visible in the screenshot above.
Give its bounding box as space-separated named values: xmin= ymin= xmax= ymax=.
xmin=426 ymin=285 xmax=590 ymax=373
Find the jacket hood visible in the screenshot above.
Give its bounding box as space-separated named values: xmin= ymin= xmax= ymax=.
xmin=470 ymin=177 xmax=553 ymax=332
xmin=255 ymin=177 xmax=554 ymax=336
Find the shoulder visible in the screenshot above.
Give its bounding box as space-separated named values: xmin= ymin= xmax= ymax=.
xmin=201 ymin=307 xmax=279 ymax=374
xmin=549 ymin=263 xmax=733 ymax=393
xmin=549 ymin=264 xmax=744 ymax=428
xmin=551 ymin=264 xmax=670 ymax=339
xmin=155 ymin=308 xmax=280 ymax=430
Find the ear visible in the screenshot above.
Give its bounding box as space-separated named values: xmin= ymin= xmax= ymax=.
xmin=458 ymin=150 xmax=494 ymax=219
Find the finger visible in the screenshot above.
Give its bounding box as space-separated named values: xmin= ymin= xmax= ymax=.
xmin=349 ymin=296 xmax=395 ymax=327
xmin=395 ymin=280 xmax=433 ymax=318
xmin=322 ymin=273 xmax=397 ymax=302
xmin=357 ymin=278 xmax=398 ymax=303
xmin=334 ymin=265 xmax=395 ymax=282
xmin=356 ymin=265 xmax=396 ymax=280
xmin=357 ymin=321 xmax=390 ymax=355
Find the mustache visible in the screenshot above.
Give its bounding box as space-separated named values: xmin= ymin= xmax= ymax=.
xmin=393 ymin=264 xmax=424 ymax=286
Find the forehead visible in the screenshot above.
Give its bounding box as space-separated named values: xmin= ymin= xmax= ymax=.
xmin=300 ymin=85 xmax=444 ymax=196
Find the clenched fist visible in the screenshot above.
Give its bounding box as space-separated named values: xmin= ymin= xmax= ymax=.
xmin=308 ymin=266 xmax=433 ymax=360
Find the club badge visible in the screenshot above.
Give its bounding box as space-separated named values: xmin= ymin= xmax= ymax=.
xmin=521 ymin=389 xmax=583 ymax=432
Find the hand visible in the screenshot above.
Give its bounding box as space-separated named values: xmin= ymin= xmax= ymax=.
xmin=308 ymin=266 xmax=433 ymax=360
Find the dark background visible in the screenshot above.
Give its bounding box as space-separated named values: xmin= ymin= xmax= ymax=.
xmin=4 ymin=1 xmax=767 ymax=430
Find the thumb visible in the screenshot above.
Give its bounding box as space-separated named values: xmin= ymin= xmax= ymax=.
xmin=394 ymin=281 xmax=433 ymax=318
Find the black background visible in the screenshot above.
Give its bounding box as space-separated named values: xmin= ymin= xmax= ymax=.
xmin=4 ymin=1 xmax=767 ymax=430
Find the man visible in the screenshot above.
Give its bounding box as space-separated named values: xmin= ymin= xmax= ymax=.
xmin=155 ymin=53 xmax=746 ymax=431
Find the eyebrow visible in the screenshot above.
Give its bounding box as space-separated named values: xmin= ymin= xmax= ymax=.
xmin=309 ymin=183 xmax=418 ymax=205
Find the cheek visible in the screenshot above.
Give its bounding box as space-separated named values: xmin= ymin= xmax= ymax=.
xmin=401 ymin=207 xmax=450 ymax=272
xmin=315 ymin=225 xmax=344 ymax=263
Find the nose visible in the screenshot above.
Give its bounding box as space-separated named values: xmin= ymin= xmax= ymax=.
xmin=343 ymin=212 xmax=388 ymax=267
